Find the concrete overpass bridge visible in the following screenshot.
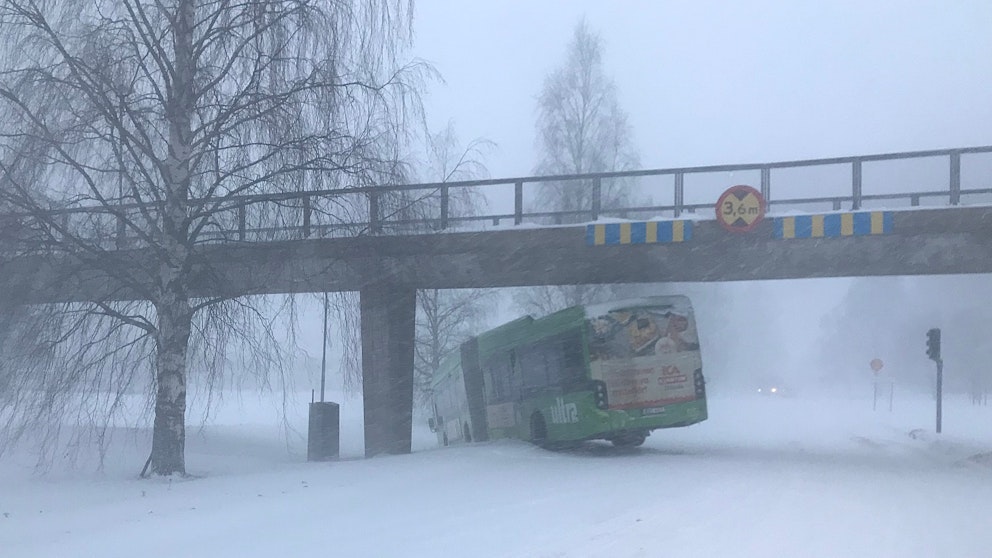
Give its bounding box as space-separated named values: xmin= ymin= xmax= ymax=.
xmin=3 ymin=145 xmax=992 ymax=456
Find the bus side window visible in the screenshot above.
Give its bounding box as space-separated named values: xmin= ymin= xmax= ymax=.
xmin=520 ymin=344 xmax=550 ymax=388
xmin=483 ymin=356 xmax=501 ymax=402
xmin=483 ymin=351 xmax=520 ymax=403
xmin=507 ymin=350 xmax=522 ymax=401
xmin=539 ymin=333 xmax=585 ymax=390
xmin=560 ymin=333 xmax=585 ymax=383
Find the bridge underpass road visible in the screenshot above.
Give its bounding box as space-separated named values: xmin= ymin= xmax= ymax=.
xmin=3 ymin=205 xmax=992 ymax=460
xmin=2 ymin=391 xmax=990 ymax=558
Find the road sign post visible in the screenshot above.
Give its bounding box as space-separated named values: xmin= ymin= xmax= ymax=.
xmin=870 ymin=358 xmax=884 ymax=411
xmin=936 ymin=359 xmax=943 ymax=434
xmin=926 ymin=328 xmax=942 ymax=433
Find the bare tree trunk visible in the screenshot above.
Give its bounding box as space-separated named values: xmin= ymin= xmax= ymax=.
xmin=521 ymin=19 xmax=639 ymax=315
xmin=146 ymin=0 xmax=195 ymax=476
xmin=149 ymin=265 xmax=192 ymax=476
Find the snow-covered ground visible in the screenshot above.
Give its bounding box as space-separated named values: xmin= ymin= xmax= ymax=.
xmin=2 ymin=391 xmax=991 ymax=558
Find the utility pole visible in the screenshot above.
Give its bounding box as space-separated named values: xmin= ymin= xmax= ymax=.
xmin=321 ymin=292 xmax=329 ymax=402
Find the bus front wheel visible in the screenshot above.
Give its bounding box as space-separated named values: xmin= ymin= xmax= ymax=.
xmin=530 ymin=413 xmax=548 ymax=447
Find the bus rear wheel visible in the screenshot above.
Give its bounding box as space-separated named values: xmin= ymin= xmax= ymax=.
xmin=611 ymin=432 xmax=647 ymax=448
xmin=530 ymin=413 xmax=548 ymax=448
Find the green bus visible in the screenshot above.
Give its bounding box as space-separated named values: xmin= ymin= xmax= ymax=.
xmin=428 ymin=296 xmax=707 ymax=448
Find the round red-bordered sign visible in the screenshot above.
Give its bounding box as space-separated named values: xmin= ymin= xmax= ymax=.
xmin=870 ymin=358 xmax=884 ymax=373
xmin=716 ymin=185 xmax=766 ymax=233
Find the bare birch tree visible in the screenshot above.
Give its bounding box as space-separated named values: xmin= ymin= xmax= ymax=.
xmin=412 ymin=123 xmax=495 ymax=405
xmin=519 ymin=18 xmax=640 ymax=314
xmin=534 ymin=19 xmax=639 ymax=210
xmin=0 ymin=0 xmax=424 ymax=476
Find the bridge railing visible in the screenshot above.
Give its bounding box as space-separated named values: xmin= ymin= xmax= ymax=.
xmin=5 ymin=145 xmax=992 ymax=250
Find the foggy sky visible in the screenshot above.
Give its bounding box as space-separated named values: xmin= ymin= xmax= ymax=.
xmin=414 ymin=1 xmax=992 ymax=176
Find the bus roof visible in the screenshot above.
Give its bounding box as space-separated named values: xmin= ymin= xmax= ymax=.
xmin=474 ymin=295 xmax=694 ymax=361
xmin=583 ymin=295 xmax=693 ymax=318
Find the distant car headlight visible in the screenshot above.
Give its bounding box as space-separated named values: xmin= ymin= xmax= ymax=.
xmin=770 ymin=387 xmax=778 ymax=394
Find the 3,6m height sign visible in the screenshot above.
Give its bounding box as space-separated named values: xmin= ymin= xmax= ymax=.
xmin=716 ymin=185 xmax=766 ymax=233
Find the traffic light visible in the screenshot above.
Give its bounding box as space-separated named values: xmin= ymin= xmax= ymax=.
xmin=926 ymin=328 xmax=941 ymax=361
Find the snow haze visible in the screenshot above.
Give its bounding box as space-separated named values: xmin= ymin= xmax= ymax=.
xmin=3 ymin=2 xmax=992 ymax=558
xmin=3 ymin=390 xmax=991 ymax=557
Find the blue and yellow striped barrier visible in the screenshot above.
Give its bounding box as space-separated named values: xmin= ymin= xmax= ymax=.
xmin=773 ymin=211 xmax=893 ymax=239
xmin=586 ymin=220 xmax=692 ymax=246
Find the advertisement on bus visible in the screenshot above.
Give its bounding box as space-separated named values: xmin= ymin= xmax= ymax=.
xmin=587 ymin=305 xmax=701 ymax=410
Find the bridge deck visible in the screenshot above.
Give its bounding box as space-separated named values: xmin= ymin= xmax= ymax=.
xmin=2 ymin=205 xmax=990 ymax=305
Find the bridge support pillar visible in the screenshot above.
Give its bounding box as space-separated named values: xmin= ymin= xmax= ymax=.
xmin=360 ymin=282 xmax=416 ymax=457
